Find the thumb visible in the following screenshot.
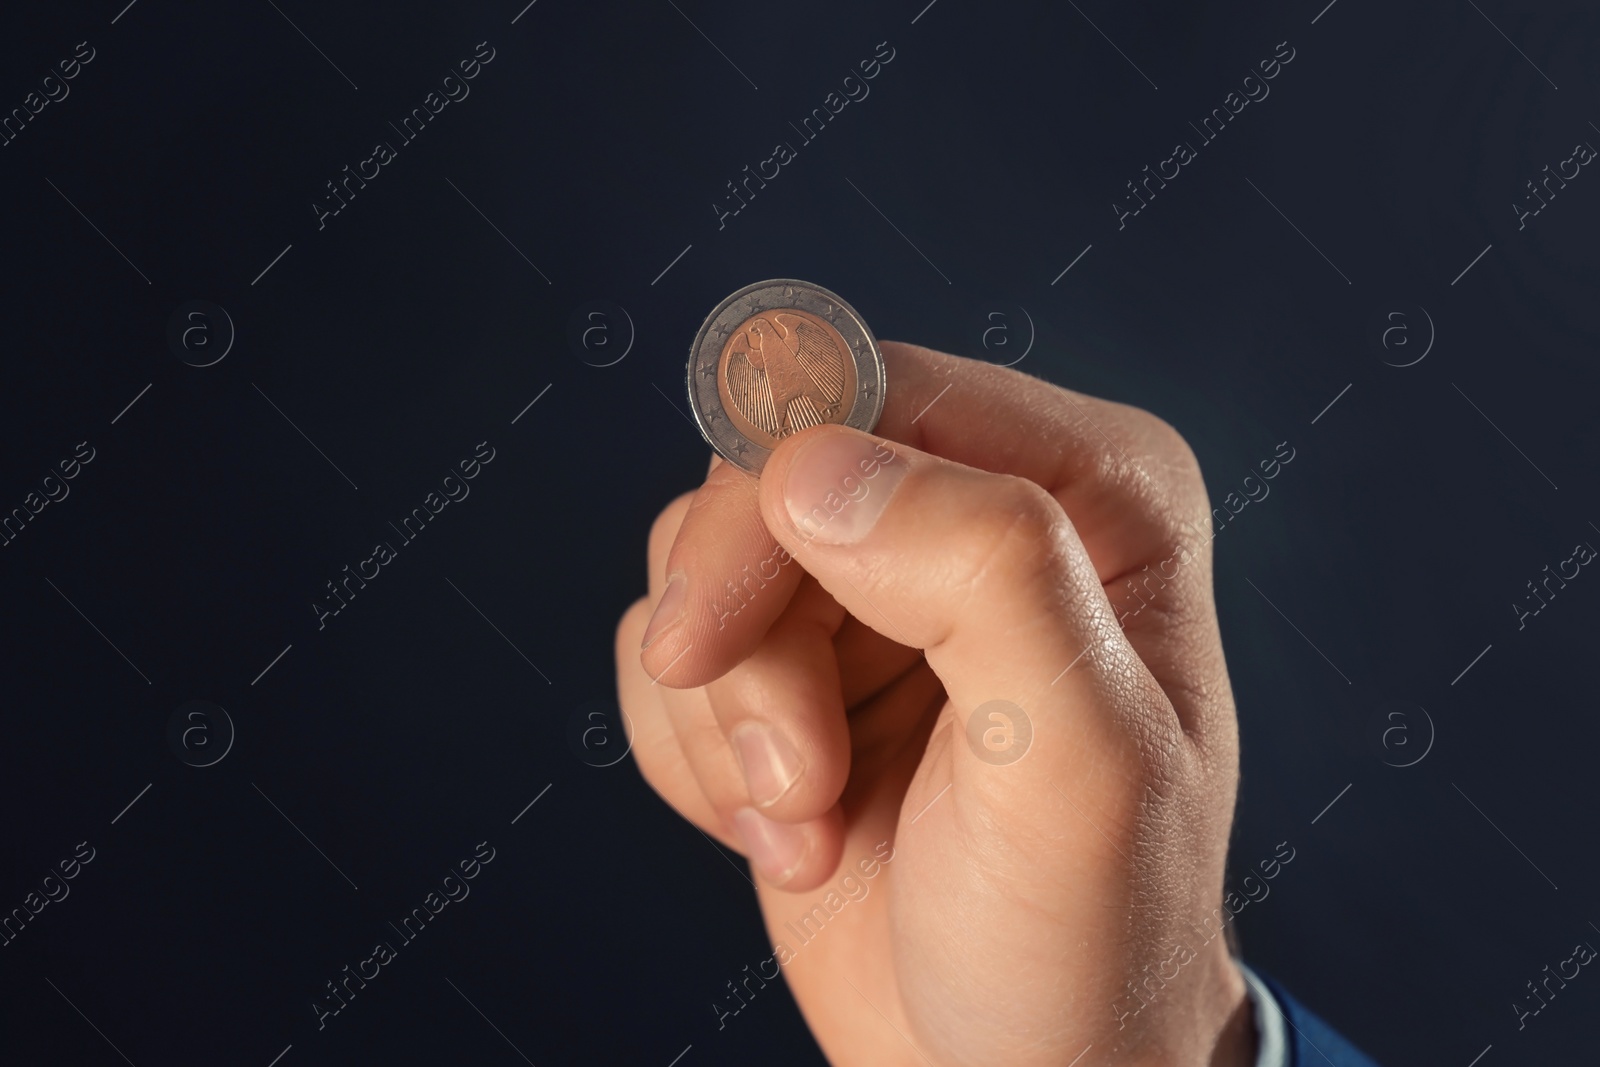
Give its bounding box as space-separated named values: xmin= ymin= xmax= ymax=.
xmin=756 ymin=425 xmax=1181 ymax=833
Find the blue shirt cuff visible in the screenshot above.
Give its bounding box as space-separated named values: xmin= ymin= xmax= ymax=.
xmin=1238 ymin=961 xmax=1384 ymax=1066
xmin=1238 ymin=961 xmax=1289 ymax=1067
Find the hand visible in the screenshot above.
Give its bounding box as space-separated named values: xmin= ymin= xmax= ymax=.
xmin=615 ymin=343 xmax=1256 ymax=1066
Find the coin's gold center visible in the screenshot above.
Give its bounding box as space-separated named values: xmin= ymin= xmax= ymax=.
xmin=716 ymin=308 xmax=857 ymax=448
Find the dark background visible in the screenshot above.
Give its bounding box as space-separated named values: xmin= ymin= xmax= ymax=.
xmin=1 ymin=0 xmax=1597 ymax=1063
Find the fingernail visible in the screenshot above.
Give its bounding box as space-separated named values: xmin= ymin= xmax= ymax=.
xmin=783 ymin=433 xmax=907 ymax=545
xmin=732 ymin=807 xmax=807 ymax=885
xmin=732 ymin=722 xmax=804 ymax=808
xmin=640 ymin=572 xmax=686 ymax=649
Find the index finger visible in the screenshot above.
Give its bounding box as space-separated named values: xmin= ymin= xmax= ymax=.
xmin=637 ymin=453 xmax=806 ymax=685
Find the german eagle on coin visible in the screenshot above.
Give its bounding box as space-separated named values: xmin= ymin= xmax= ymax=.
xmin=724 ymin=314 xmax=847 ymax=437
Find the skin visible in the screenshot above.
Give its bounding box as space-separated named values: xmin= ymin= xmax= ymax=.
xmin=616 ymin=342 xmax=1256 ymax=1067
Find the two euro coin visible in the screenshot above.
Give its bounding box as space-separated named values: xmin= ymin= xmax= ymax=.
xmin=686 ymin=279 xmax=885 ymax=473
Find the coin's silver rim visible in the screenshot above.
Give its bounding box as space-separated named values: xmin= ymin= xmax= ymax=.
xmin=685 ymin=279 xmax=885 ymax=474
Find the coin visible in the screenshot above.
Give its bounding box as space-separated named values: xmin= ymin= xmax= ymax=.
xmin=686 ymin=279 xmax=885 ymax=473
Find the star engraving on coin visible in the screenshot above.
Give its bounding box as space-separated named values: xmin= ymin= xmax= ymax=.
xmin=686 ymin=279 xmax=885 ymax=474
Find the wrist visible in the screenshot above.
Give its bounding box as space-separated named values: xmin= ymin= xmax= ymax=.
xmin=1181 ymin=932 xmax=1256 ymax=1067
xmin=1207 ymin=955 xmax=1257 ymax=1067
xmin=1111 ymin=931 xmax=1255 ymax=1067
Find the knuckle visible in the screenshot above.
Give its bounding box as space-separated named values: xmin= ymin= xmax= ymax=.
xmin=1119 ymin=405 xmax=1202 ymax=482
xmin=1147 ymin=413 xmax=1202 ymax=478
xmin=961 ymin=475 xmax=1071 ymax=591
xmin=1153 ymin=425 xmax=1210 ymax=519
xmin=1113 ymin=404 xmax=1211 ymax=533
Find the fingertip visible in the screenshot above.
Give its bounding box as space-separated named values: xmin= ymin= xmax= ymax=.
xmin=731 ymin=720 xmax=805 ymax=808
xmin=639 ymin=571 xmax=686 ymax=651
xmin=646 ymin=491 xmax=697 ymax=584
xmin=616 ymin=596 xmax=652 ymax=662
xmin=707 ymin=589 xmax=853 ymax=824
xmin=732 ymin=804 xmax=845 ymax=892
xmin=642 ymin=459 xmax=806 ymax=688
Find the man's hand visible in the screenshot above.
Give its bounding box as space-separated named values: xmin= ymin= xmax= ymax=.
xmin=615 ymin=342 xmax=1255 ymax=1066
